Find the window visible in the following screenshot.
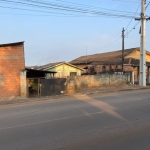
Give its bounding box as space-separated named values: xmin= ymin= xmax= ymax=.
xmin=70 ymin=72 xmax=77 ymax=76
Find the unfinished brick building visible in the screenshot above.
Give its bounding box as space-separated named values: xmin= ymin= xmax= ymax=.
xmin=0 ymin=42 xmax=25 ymax=98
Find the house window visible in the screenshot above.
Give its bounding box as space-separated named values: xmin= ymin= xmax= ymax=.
xmin=70 ymin=72 xmax=77 ymax=76
xmin=102 ymin=66 xmax=106 ymax=72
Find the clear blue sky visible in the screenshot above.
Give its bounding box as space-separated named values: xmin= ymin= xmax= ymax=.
xmin=0 ymin=0 xmax=150 ymax=66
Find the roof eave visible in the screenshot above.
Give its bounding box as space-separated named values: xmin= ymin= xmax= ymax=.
xmin=40 ymin=62 xmax=84 ymax=71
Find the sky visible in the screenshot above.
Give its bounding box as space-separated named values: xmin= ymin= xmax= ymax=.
xmin=0 ymin=0 xmax=150 ymax=66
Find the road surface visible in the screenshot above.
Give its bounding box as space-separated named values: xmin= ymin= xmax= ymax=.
xmin=0 ymin=89 xmax=150 ymax=150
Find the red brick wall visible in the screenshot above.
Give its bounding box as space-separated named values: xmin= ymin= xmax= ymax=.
xmin=0 ymin=43 xmax=25 ymax=97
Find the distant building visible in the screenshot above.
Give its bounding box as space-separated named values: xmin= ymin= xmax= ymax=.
xmin=70 ymin=48 xmax=150 ymax=82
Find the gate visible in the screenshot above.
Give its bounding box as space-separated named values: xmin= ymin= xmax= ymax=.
xmin=40 ymin=78 xmax=66 ymax=96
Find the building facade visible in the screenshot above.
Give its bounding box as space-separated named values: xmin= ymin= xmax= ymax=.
xmin=36 ymin=62 xmax=84 ymax=78
xmin=70 ymin=48 xmax=150 ymax=82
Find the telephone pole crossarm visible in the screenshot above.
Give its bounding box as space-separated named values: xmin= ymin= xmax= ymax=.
xmin=135 ymin=17 xmax=150 ymax=21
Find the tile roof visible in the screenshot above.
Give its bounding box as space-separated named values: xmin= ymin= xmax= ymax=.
xmin=70 ymin=47 xmax=141 ymax=65
xmin=91 ymin=58 xmax=150 ymax=66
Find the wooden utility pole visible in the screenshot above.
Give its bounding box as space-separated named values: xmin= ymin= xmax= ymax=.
xmin=122 ymin=28 xmax=125 ymax=73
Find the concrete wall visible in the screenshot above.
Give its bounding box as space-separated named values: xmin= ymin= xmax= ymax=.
xmin=0 ymin=43 xmax=25 ymax=97
xmin=66 ymin=74 xmax=130 ymax=94
xmin=20 ymin=70 xmax=27 ymax=97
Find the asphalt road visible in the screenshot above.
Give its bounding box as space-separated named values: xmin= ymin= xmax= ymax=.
xmin=0 ymin=89 xmax=150 ymax=150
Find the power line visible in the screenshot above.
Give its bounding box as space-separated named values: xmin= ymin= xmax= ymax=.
xmin=92 ymin=35 xmax=122 ymax=54
xmin=0 ymin=5 xmax=85 ymax=16
xmin=146 ymin=1 xmax=150 ymax=9
xmin=0 ymin=5 xmax=137 ymax=18
xmin=0 ymin=0 xmax=140 ymax=18
xmin=125 ymin=22 xmax=140 ymax=37
xmin=90 ymin=2 xmax=142 ymax=54
xmin=125 ymin=0 xmax=150 ymax=37
xmin=125 ymin=3 xmax=141 ymax=31
xmin=112 ymin=0 xmax=150 ymax=3
xmin=55 ymin=0 xmax=140 ymax=14
xmin=0 ymin=0 xmax=146 ymax=55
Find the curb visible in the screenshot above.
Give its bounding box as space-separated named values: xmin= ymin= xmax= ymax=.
xmin=83 ymin=87 xmax=150 ymax=96
xmin=0 ymin=87 xmax=149 ymax=107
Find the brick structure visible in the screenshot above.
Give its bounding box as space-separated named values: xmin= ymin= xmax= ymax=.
xmin=70 ymin=48 xmax=150 ymax=82
xmin=0 ymin=42 xmax=25 ymax=97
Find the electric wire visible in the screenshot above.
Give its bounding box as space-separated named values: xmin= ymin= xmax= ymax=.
xmin=0 ymin=0 xmax=149 ymax=54
xmin=0 ymin=0 xmax=140 ymax=18
xmin=125 ymin=3 xmax=141 ymax=31
xmin=93 ymin=36 xmax=122 ymax=54
xmin=91 ymin=2 xmax=142 ymax=54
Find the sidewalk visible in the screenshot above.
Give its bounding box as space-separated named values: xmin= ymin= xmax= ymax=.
xmin=0 ymin=85 xmax=149 ymax=106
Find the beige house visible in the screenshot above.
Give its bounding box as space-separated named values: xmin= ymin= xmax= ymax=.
xmin=36 ymin=61 xmax=84 ymax=78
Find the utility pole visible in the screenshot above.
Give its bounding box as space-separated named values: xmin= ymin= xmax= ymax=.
xmin=86 ymin=45 xmax=88 ymax=73
xmin=135 ymin=0 xmax=149 ymax=86
xmin=122 ymin=28 xmax=125 ymax=73
xmin=140 ymin=0 xmax=146 ymax=86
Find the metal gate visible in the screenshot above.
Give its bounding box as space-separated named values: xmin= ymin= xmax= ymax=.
xmin=40 ymin=78 xmax=66 ymax=96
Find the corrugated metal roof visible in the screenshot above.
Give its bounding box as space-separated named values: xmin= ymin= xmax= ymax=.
xmin=36 ymin=62 xmax=64 ymax=70
xmin=35 ymin=61 xmax=84 ymax=71
xmin=25 ymin=68 xmax=56 ymax=73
